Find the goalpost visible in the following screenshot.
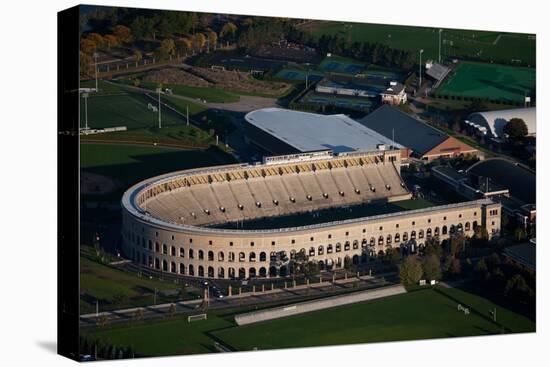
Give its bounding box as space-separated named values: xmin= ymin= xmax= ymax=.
xmin=187 ymin=313 xmax=207 ymax=323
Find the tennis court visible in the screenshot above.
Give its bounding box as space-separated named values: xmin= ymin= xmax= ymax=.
xmin=274 ymin=68 xmax=325 ymax=82
xmin=437 ymin=61 xmax=535 ymax=103
xmin=319 ymin=56 xmax=366 ymax=75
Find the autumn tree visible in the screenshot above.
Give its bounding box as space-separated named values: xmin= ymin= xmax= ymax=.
xmin=155 ymin=38 xmax=176 ymax=60
xmin=87 ymin=33 xmax=104 ymax=49
xmin=205 ymin=29 xmax=218 ymax=51
xmin=80 ymin=38 xmax=97 ymax=55
xmin=503 ymin=118 xmax=528 ymax=140
xmin=191 ymin=33 xmax=206 ymax=51
xmin=103 ymin=34 xmax=119 ymax=50
xmin=220 ymin=22 xmax=237 ymax=40
xmin=176 ymin=37 xmax=192 ymax=55
xmin=422 ymin=254 xmax=442 ymax=281
xmin=113 ymin=24 xmax=133 ymax=44
xmin=399 ymin=256 xmax=423 ymax=286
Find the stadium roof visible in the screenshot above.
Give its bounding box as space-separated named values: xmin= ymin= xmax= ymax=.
xmin=503 ymin=242 xmax=536 ymax=270
xmin=467 ymin=107 xmax=536 ymax=138
xmin=245 ymin=108 xmax=403 ymax=154
xmin=356 ymin=104 xmax=448 ymax=155
xmin=466 ymin=158 xmax=535 ymax=205
xmin=426 ymin=63 xmax=451 ymax=81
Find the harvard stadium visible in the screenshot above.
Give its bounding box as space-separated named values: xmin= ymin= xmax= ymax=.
xmin=121 ymin=148 xmax=501 ymax=280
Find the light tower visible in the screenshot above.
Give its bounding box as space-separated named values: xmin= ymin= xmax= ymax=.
xmin=93 ymin=52 xmax=98 ymax=92
xmin=438 ymin=29 xmax=443 ymax=63
xmin=156 ymin=87 xmax=162 ymax=129
xmin=419 ymin=49 xmax=424 ymax=89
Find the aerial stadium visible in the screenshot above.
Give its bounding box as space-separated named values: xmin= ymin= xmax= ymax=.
xmin=121 ymin=149 xmax=501 ymax=280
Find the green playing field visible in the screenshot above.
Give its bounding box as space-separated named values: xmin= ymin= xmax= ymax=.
xmin=437 ymin=62 xmax=535 ymax=103
xmin=305 ymin=22 xmax=535 ymax=65
xmin=82 ymin=286 xmax=534 ymax=357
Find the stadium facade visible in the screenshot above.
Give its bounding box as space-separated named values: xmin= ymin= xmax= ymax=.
xmin=121 ymin=150 xmax=501 ymax=279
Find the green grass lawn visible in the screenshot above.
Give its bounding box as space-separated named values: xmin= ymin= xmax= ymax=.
xmin=82 ymin=286 xmax=534 ymax=357
xmin=80 ymin=256 xmax=196 ymax=314
xmin=80 ymin=143 xmax=236 ymax=190
xmin=437 ymin=62 xmax=535 ymax=103
xmin=305 ymin=21 xmax=535 ymax=65
xmin=80 ymin=92 xmax=187 ymax=130
xmin=214 ymin=287 xmax=535 ymax=351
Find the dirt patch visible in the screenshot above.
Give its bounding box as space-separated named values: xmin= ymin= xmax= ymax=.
xmin=81 ymin=171 xmax=122 ymax=195
xmin=144 ymin=67 xmax=211 ymax=87
xmin=144 ymin=66 xmax=292 ymax=96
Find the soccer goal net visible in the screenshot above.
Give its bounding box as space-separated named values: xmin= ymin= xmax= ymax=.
xmin=188 ymin=313 xmax=207 ymax=322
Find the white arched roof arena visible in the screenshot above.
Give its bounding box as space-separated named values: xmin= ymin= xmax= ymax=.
xmin=467 ymin=107 xmax=536 ymax=138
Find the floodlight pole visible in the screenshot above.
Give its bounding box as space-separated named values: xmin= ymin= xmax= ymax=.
xmin=93 ymin=52 xmax=98 ymax=92
xmin=438 ymin=29 xmax=442 ymax=63
xmin=157 ymin=88 xmax=162 ymax=129
xmin=419 ymin=49 xmax=424 ymax=89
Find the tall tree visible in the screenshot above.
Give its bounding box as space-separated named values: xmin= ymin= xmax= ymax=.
xmin=422 ymin=254 xmax=442 ymax=281
xmin=503 ymin=118 xmax=528 ymax=139
xmin=399 ymin=256 xmax=423 ymax=286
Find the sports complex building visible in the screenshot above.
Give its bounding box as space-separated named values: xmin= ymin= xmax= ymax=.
xmin=121 ymin=149 xmax=501 ymax=279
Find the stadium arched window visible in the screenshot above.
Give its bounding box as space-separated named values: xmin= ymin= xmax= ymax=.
xmin=218 ymin=251 xmax=225 ymax=262
xmin=170 ymin=262 xmax=176 ymax=273
xmin=434 ymin=227 xmax=440 ymax=236
xmin=218 ymin=267 xmax=225 ymax=279
xmin=198 ymin=266 xmax=204 ymax=277
xmin=411 ymin=231 xmax=416 ymax=239
xmin=327 ymin=244 xmax=333 ymax=254
xmin=426 ymin=228 xmax=432 ymax=238
xmin=395 ymin=233 xmax=400 ymax=243
xmin=259 ymin=252 xmax=266 ymax=262
xmin=442 ymin=226 xmax=448 ymax=235
xmin=179 ymin=247 xmax=185 ymax=258
xmin=179 ymin=263 xmax=185 ymax=275
xmin=228 ymin=252 xmax=235 ymax=262
xmin=318 ymin=246 xmax=324 ymax=255
xmin=198 ymin=250 xmax=204 ymax=260
xmin=378 ymin=236 xmax=384 ymax=245
xmin=162 ymin=244 xmax=168 ymax=255
xmin=171 ymin=246 xmax=176 ymax=257
xmin=228 ymin=267 xmax=235 ymax=279
xmin=189 ymin=249 xmax=194 ymax=259
xmin=208 ymin=266 xmax=214 ymax=278
xmin=309 ymin=247 xmax=316 ymax=256
xmin=249 ymin=268 xmax=257 ymax=278
xmin=465 ymin=222 xmax=471 ymax=231
xmin=386 ymin=234 xmax=392 ymax=244
xmin=418 ymin=230 xmax=424 ymax=239
xmin=239 ymin=252 xmax=246 ymax=262
xmin=188 ymin=264 xmax=194 ymax=276
xmin=208 ymin=251 xmax=214 ymax=261
xmin=249 ymin=252 xmax=256 ymax=262
xmin=335 ymin=243 xmax=342 ymax=252
xmin=162 ymin=260 xmax=168 ymax=272
xmin=353 ymin=240 xmax=359 ymax=250
xmin=344 ymin=242 xmax=350 ymax=251
xmin=259 ymin=267 xmax=267 ymax=277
